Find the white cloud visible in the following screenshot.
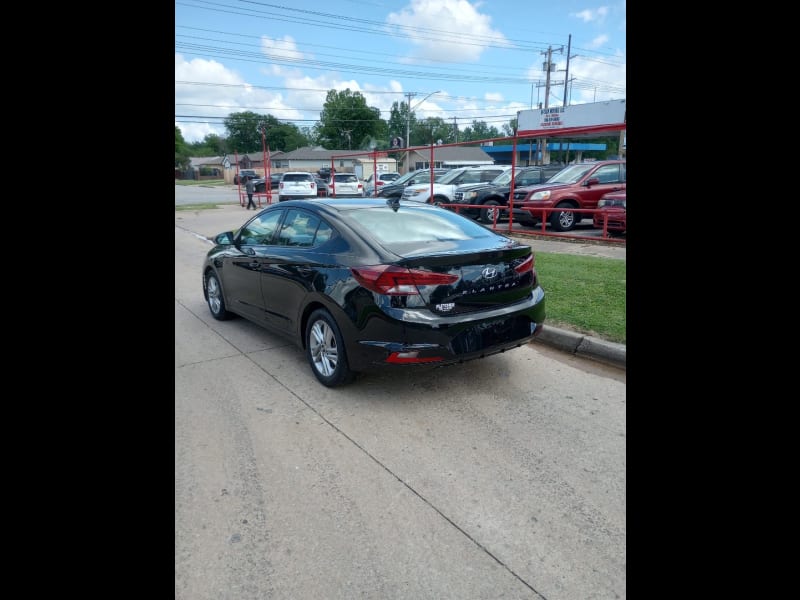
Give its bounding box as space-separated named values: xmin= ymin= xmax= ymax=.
xmin=590 ymin=34 xmax=610 ymax=48
xmin=571 ymin=6 xmax=609 ymax=24
xmin=386 ymin=0 xmax=509 ymax=62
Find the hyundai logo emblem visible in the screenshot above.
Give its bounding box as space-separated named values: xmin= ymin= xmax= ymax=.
xmin=481 ymin=267 xmax=498 ymax=279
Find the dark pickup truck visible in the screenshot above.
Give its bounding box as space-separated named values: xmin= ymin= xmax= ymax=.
xmin=233 ymin=169 xmax=259 ymax=185
xmin=451 ymin=165 xmax=563 ymax=223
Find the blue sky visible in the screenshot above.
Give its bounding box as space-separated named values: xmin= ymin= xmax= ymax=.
xmin=175 ymin=0 xmax=626 ymax=143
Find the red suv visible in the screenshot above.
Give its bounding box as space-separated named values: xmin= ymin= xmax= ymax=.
xmin=511 ymin=160 xmax=626 ymax=231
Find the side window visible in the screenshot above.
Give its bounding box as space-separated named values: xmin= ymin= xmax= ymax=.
xmin=594 ymin=165 xmax=621 ymax=184
xmin=238 ymin=210 xmax=283 ymax=245
xmin=314 ymin=221 xmax=333 ymax=245
xmin=277 ymin=209 xmax=329 ymax=248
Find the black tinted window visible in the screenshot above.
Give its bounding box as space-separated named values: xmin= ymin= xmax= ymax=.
xmin=282 ymin=173 xmax=313 ymax=182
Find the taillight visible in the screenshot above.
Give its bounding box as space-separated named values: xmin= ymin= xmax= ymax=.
xmin=351 ymin=265 xmax=458 ymax=295
xmin=514 ymin=255 xmax=534 ymax=274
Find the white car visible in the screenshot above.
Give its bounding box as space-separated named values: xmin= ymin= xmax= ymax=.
xmin=328 ymin=173 xmax=364 ymax=197
xmin=400 ymin=165 xmax=511 ymax=204
xmin=278 ymin=172 xmax=317 ymax=202
xmin=363 ymin=172 xmax=401 ymax=196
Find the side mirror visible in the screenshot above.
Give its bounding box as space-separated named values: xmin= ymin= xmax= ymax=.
xmin=585 ymin=177 xmax=600 ymax=187
xmin=213 ymin=231 xmax=235 ymax=245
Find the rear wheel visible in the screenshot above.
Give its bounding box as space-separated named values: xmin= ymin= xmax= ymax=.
xmin=305 ymin=309 xmax=355 ymax=387
xmin=550 ymin=204 xmax=578 ymax=232
xmin=479 ymin=200 xmax=502 ymax=224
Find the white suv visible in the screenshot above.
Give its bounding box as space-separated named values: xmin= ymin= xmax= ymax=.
xmin=400 ymin=165 xmax=511 ymax=204
xmin=278 ymin=172 xmax=317 ymax=202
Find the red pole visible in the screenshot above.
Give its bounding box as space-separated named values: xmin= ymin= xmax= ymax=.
xmin=507 ymin=135 xmax=518 ymax=232
xmin=235 ymin=150 xmax=244 ymax=206
xmin=260 ymin=127 xmax=267 ymax=207
xmin=266 ymin=144 xmax=272 ymax=204
xmin=429 ymin=144 xmax=435 ymax=200
xmin=372 ymin=150 xmax=378 ymax=197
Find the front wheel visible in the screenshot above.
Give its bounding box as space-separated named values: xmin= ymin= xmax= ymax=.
xmin=479 ymin=200 xmax=502 ymax=224
xmin=305 ymin=309 xmax=355 ymax=387
xmin=205 ymin=271 xmax=234 ymax=321
xmin=549 ymin=205 xmax=577 ymax=232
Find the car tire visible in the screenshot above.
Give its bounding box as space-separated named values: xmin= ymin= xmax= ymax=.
xmin=205 ymin=271 xmax=234 ymax=321
xmin=305 ymin=308 xmax=355 ymax=387
xmin=550 ymin=204 xmax=577 ymax=232
xmin=479 ymin=200 xmax=502 ymax=224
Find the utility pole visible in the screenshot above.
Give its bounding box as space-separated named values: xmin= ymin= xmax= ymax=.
xmin=563 ymin=35 xmax=572 ymax=107
xmin=405 ymin=90 xmax=440 ymax=173
xmin=540 ymin=44 xmax=563 ymax=165
xmin=453 ymin=117 xmax=458 ymax=143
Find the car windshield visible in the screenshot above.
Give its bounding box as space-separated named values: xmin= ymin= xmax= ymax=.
xmin=438 ymin=169 xmax=468 ymax=184
xmin=489 ymin=170 xmax=514 ymax=185
xmin=547 ymin=165 xmax=594 ymax=184
xmin=390 ymin=171 xmax=421 ymax=185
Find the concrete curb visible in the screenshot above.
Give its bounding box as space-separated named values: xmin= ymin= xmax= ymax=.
xmin=533 ymin=325 xmax=626 ymax=370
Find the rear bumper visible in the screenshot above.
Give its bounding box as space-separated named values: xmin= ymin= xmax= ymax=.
xmin=345 ymin=286 xmax=546 ymax=371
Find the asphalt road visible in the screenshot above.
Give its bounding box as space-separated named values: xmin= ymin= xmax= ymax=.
xmin=175 ymin=193 xmax=626 ymax=599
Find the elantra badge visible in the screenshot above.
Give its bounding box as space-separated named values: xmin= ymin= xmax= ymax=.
xmin=481 ymin=267 xmax=498 ymax=279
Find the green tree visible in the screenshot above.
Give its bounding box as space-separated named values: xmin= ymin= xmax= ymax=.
xmin=502 ymin=118 xmax=518 ymax=137
xmin=268 ymin=121 xmax=310 ymax=152
xmin=388 ymin=101 xmax=411 ymax=146
xmin=224 ymin=111 xmax=267 ymax=153
xmin=416 ymin=117 xmax=452 ymax=145
xmin=461 ymin=120 xmax=501 ymax=143
xmin=175 ymin=126 xmax=191 ymax=170
xmin=317 ymin=89 xmax=383 ymax=149
xmin=224 ymin=112 xmax=310 ymax=154
xmin=188 ymin=133 xmax=228 ymax=157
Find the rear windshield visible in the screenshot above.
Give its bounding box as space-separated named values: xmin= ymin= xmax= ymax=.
xmin=334 ymin=174 xmax=358 ymax=183
xmin=343 ymin=206 xmax=496 ymax=243
xmin=282 ymin=173 xmax=313 ymax=182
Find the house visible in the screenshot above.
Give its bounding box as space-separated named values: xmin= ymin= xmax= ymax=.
xmin=223 ymin=151 xmax=285 ymax=184
xmin=181 ymin=156 xmax=226 ymax=180
xmin=405 ymin=145 xmax=494 ymax=172
xmin=273 ymin=146 xmax=397 ymax=180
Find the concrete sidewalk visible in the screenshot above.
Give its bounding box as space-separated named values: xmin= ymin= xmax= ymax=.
xmin=176 ymin=201 xmax=626 ymax=371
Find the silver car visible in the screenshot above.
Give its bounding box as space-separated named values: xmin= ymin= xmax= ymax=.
xmin=278 ymin=172 xmax=317 ymax=202
xmin=328 ymin=173 xmax=364 ymax=198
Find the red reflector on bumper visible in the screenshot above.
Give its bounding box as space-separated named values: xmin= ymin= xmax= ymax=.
xmin=386 ymin=352 xmax=442 ymax=364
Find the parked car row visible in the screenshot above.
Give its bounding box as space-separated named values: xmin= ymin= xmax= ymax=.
xmin=238 ymin=162 xmax=626 ymax=236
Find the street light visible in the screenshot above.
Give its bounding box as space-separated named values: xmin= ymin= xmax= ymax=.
xmin=406 ymin=91 xmax=440 ymax=152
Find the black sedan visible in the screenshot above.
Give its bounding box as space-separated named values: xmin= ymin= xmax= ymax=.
xmin=202 ymin=198 xmax=546 ymax=387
